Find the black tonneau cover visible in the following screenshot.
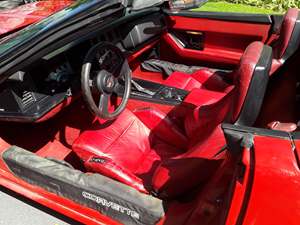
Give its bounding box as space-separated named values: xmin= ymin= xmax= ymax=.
xmin=2 ymin=146 xmax=165 ymax=225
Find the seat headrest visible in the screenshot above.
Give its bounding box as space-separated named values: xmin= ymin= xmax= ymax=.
xmin=233 ymin=42 xmax=273 ymax=126
xmin=274 ymin=8 xmax=300 ymax=61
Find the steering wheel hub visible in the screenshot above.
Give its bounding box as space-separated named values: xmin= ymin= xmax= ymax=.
xmin=96 ymin=70 xmax=116 ymax=94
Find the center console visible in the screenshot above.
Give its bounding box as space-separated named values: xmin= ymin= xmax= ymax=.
xmin=116 ymin=78 xmax=189 ymax=105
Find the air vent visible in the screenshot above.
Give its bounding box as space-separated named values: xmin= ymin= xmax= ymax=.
xmin=22 ymin=91 xmax=35 ymax=108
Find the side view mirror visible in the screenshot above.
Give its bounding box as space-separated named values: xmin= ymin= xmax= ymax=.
xmin=169 ymin=0 xmax=208 ymax=10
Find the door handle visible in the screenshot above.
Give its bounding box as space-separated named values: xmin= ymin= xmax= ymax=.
xmin=171 ymin=30 xmax=205 ymax=50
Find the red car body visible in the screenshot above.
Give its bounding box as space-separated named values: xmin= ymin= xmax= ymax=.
xmin=0 ymin=1 xmax=300 ymax=225
xmin=0 ymin=0 xmax=72 ymax=36
xmin=226 ymin=132 xmax=300 ymax=225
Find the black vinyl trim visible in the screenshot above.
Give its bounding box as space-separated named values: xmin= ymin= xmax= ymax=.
xmin=290 ymin=134 xmax=300 ymax=170
xmin=270 ymin=15 xmax=284 ymax=34
xmin=222 ymin=123 xmax=290 ymax=139
xmin=0 ymin=92 xmax=69 ymax=123
xmin=222 ymin=125 xmax=254 ymax=154
xmin=281 ymin=13 xmax=300 ymax=62
xmin=235 ymin=45 xmax=272 ymax=127
xmin=291 ymin=132 xmax=300 ymax=140
xmin=116 ymin=78 xmax=189 ymax=106
xmin=2 ymin=146 xmax=165 ymax=225
xmin=164 ymin=10 xmax=272 ymax=24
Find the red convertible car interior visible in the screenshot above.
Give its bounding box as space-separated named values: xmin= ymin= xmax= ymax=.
xmin=0 ymin=0 xmax=300 ymax=224
xmin=72 ymin=41 xmax=272 ymax=197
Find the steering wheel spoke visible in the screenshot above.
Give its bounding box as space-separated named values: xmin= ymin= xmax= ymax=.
xmin=119 ymin=59 xmax=130 ymax=78
xmin=98 ymin=93 xmax=110 ymax=115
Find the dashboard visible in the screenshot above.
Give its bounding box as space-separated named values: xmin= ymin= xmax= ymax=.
xmin=0 ymin=12 xmax=166 ymax=122
xmin=0 ymin=55 xmax=79 ymax=122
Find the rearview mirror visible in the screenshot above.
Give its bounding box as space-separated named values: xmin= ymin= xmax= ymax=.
xmin=169 ymin=0 xmax=208 ymax=10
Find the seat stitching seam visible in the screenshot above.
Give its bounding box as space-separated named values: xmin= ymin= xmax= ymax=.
xmin=105 ymin=119 xmax=136 ymax=153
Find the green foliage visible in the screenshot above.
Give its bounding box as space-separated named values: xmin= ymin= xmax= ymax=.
xmin=214 ymin=0 xmax=300 ymax=12
xmin=196 ymin=1 xmax=276 ymax=14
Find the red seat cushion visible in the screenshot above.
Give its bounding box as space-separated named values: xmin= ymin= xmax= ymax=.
xmin=163 ymin=71 xmax=202 ymax=90
xmin=164 ymin=69 xmax=232 ymax=93
xmin=152 ymin=125 xmax=225 ymax=198
xmin=73 ymin=109 xmax=184 ymax=193
xmin=133 ymin=107 xmax=189 ymax=149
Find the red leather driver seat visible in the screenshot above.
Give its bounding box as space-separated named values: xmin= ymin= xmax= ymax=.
xmin=73 ymin=42 xmax=272 ymax=199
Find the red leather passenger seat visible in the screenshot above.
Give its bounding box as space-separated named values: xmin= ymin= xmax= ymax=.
xmin=163 ymin=69 xmax=232 ymax=92
xmin=163 ymin=41 xmax=267 ymax=95
xmin=72 ymin=42 xmax=272 ymax=199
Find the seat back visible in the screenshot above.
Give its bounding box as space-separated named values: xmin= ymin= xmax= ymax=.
xmin=184 ymin=42 xmax=272 ymax=140
xmin=151 ymin=42 xmax=272 ymax=198
xmin=273 ymin=8 xmax=300 ymax=61
xmin=232 ymin=42 xmax=272 ymax=126
xmin=183 ymin=88 xmax=234 ymax=146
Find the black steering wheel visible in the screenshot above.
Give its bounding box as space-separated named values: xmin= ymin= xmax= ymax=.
xmin=81 ymin=42 xmax=131 ymax=120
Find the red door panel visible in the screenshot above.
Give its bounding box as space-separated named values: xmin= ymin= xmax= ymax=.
xmin=161 ymin=14 xmax=272 ymax=68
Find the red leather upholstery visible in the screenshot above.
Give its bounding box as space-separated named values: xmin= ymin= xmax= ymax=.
xmin=73 ymin=42 xmax=271 ymax=198
xmin=231 ymin=42 xmax=264 ymax=121
xmin=73 ymin=109 xmax=184 ymax=194
xmin=73 ymin=84 xmax=233 ymax=197
xmin=152 ymin=125 xmax=226 ymax=198
xmin=164 ymin=41 xmax=264 ymax=104
xmin=164 ymin=69 xmax=232 ymax=93
xmin=271 ymin=9 xmax=299 ymax=73
xmin=163 ymin=71 xmax=202 ymax=90
xmin=273 ymin=8 xmax=299 ymax=60
xmin=267 ymin=121 xmax=298 ymax=132
xmin=183 ymin=89 xmax=233 ymax=145
xmin=73 ymin=104 xmax=226 ymax=198
xmin=134 ymin=107 xmax=188 ymax=149
xmin=160 ymin=9 xmax=299 ymax=78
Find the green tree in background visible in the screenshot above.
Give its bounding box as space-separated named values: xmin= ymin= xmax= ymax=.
xmin=218 ymin=0 xmax=300 ymax=12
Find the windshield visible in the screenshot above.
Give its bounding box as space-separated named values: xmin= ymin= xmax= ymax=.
xmin=0 ymin=10 xmax=70 ymax=53
xmin=131 ymin=0 xmax=165 ymax=10
xmin=0 ymin=0 xmax=113 ymax=58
